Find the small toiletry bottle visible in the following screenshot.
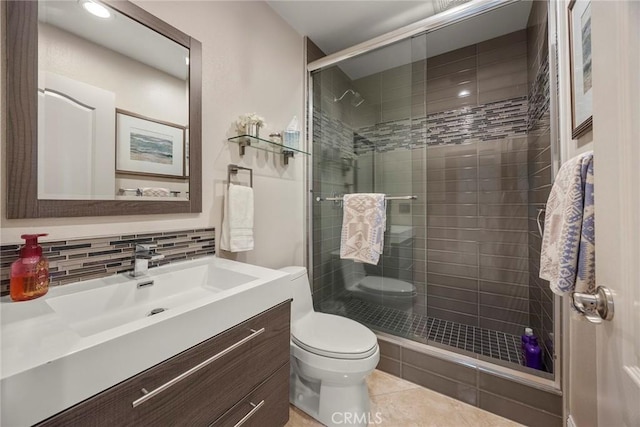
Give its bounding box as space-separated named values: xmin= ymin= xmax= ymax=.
xmin=284 ymin=116 xmax=300 ymax=149
xmin=521 ymin=327 xmax=534 ymax=362
xmin=10 ymin=234 xmax=50 ymax=301
xmin=524 ymin=335 xmax=543 ymax=370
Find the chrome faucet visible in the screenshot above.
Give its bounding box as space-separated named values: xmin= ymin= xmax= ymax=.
xmin=130 ymin=244 xmax=165 ymax=277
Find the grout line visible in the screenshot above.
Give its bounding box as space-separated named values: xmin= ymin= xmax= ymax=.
xmin=332 ymin=295 xmax=530 ymax=368
xmin=479 ymin=390 xmax=563 ymax=419
xmin=369 ymin=370 xmax=421 ymax=397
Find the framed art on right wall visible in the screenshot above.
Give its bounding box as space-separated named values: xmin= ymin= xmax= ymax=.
xmin=568 ymin=0 xmax=593 ymax=139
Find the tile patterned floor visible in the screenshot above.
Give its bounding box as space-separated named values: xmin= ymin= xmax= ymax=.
xmin=323 ymin=297 xmax=524 ymax=366
xmin=285 ymin=370 xmax=522 ymax=427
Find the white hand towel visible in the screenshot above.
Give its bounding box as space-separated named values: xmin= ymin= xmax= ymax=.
xmin=220 ymin=183 xmax=254 ymax=252
xmin=539 ymin=151 xmax=595 ymax=295
xmin=340 ymin=193 xmax=386 ymax=265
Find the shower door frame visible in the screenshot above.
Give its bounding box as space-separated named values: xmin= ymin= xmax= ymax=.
xmin=305 ymin=0 xmax=562 ymax=393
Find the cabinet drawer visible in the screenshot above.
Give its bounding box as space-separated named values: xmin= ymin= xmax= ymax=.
xmin=39 ymin=301 xmax=290 ymax=427
xmin=211 ymin=362 xmax=290 ymax=427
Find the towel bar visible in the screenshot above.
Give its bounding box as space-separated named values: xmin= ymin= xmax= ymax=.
xmin=316 ymin=195 xmax=417 ymax=202
xmin=119 ymin=188 xmax=142 ymax=196
xmin=228 ymin=164 xmax=253 ymax=187
xmin=119 ymin=188 xmax=180 ymax=197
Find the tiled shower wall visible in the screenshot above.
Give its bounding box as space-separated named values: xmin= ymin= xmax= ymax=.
xmin=311 ymin=115 xmax=357 ymax=307
xmin=0 ymin=228 xmax=215 ymax=296
xmin=312 ymin=28 xmax=553 ymax=342
xmin=421 ymin=137 xmax=530 ymax=336
xmin=311 ymin=62 xmax=359 ymax=307
xmin=351 ymin=30 xmax=532 ymax=336
xmin=526 ymin=0 xmax=554 ymax=372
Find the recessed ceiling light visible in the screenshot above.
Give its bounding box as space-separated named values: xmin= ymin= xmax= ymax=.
xmin=458 ymin=89 xmax=471 ymax=98
xmin=80 ymin=0 xmax=112 ymax=19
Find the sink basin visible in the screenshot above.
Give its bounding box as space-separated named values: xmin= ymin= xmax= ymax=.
xmin=46 ymin=264 xmax=258 ymax=337
xmin=1 ymin=256 xmax=290 ymax=427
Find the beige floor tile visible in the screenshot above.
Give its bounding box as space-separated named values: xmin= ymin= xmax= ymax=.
xmin=370 ymin=387 xmax=474 ymax=427
xmin=367 ymin=369 xmax=421 ymax=397
xmin=458 ymin=406 xmax=524 ymax=427
xmin=286 ymin=405 xmax=323 ymax=426
xmin=285 ymin=369 xmax=522 ymax=427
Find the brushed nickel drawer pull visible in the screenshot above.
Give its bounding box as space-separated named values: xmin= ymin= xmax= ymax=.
xmin=131 ymin=328 xmax=266 ymax=408
xmin=234 ymin=400 xmax=265 ymax=427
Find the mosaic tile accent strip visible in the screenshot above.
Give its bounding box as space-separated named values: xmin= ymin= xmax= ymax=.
xmin=324 ymin=295 xmax=525 ymax=367
xmin=354 ymin=97 xmax=528 ymax=154
xmin=313 ymin=110 xmax=356 ymax=156
xmin=0 ymin=228 xmax=215 ymax=296
xmin=528 ymin=56 xmax=550 ymax=132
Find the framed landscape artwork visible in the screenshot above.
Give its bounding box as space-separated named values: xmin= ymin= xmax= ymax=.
xmin=116 ymin=109 xmax=186 ymax=178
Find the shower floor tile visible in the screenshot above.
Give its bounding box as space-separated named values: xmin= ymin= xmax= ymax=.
xmin=323 ymin=296 xmax=524 ymax=366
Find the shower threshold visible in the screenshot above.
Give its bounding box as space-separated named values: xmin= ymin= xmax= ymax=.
xmin=323 ymin=295 xmax=531 ymax=368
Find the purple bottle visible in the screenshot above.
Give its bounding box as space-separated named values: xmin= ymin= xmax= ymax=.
xmin=521 ymin=327 xmax=534 ymax=362
xmin=525 ymin=336 xmax=543 ymax=370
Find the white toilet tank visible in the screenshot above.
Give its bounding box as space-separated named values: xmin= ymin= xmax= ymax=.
xmin=279 ymin=266 xmax=313 ymax=322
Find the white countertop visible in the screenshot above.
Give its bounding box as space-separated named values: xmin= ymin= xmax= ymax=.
xmin=0 ymin=256 xmax=291 ymax=426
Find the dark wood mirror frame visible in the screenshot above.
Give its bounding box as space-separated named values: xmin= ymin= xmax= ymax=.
xmin=5 ymin=0 xmax=202 ymax=218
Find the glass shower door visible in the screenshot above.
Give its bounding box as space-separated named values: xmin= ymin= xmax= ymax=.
xmin=310 ymin=39 xmax=421 ymax=339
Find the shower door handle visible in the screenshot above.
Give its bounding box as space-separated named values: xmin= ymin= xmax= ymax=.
xmin=572 ymin=286 xmax=615 ymax=324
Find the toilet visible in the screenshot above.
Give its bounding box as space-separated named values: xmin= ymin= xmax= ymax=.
xmin=281 ymin=266 xmax=380 ymax=427
xmin=335 ymin=252 xmax=418 ymax=312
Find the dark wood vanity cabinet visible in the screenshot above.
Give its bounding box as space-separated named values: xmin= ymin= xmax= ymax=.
xmin=37 ymin=302 xmax=291 ymax=427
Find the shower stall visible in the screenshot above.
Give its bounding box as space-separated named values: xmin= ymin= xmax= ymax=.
xmin=307 ymin=0 xmax=562 ymax=416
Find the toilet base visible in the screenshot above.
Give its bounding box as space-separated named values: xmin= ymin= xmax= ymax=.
xmin=289 ymin=344 xmax=379 ymax=427
xmin=290 ymin=368 xmax=371 ymax=427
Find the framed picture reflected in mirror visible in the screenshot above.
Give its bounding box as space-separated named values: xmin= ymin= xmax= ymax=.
xmin=116 ymin=109 xmax=186 ymax=178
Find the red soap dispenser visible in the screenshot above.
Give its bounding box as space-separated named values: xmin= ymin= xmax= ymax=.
xmin=10 ymin=234 xmax=50 ymax=301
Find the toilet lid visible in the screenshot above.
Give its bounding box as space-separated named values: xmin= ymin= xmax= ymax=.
xmin=357 ymin=276 xmax=417 ymax=296
xmin=292 ymin=313 xmax=378 ymax=360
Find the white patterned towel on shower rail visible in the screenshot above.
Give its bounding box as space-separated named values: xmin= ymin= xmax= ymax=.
xmin=340 ymin=193 xmax=386 ymax=265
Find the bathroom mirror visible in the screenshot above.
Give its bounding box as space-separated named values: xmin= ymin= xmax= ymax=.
xmin=6 ymin=0 xmax=202 ymax=218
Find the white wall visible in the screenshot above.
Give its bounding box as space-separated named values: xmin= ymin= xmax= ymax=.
xmin=555 ymin=1 xmax=597 ymax=426
xmin=39 ymin=22 xmax=188 ymax=126
xmin=39 ymin=23 xmax=191 ymax=197
xmin=1 ymin=1 xmax=306 ymax=269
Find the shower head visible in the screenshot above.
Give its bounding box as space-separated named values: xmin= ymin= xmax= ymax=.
xmin=351 ymin=92 xmax=365 ymax=107
xmin=334 ymin=89 xmax=365 ymax=107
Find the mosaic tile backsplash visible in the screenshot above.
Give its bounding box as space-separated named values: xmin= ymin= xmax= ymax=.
xmin=0 ymin=228 xmax=215 ymax=297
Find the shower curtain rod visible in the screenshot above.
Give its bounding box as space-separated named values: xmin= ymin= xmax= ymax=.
xmin=316 ymin=195 xmax=417 ymax=202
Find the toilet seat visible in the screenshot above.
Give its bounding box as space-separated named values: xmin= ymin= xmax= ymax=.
xmin=291 ymin=313 xmax=378 ymax=360
xmin=356 ymin=276 xmax=417 ymax=297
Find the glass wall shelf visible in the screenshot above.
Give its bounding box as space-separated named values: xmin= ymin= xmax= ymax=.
xmin=227 ymin=135 xmax=309 ymax=165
